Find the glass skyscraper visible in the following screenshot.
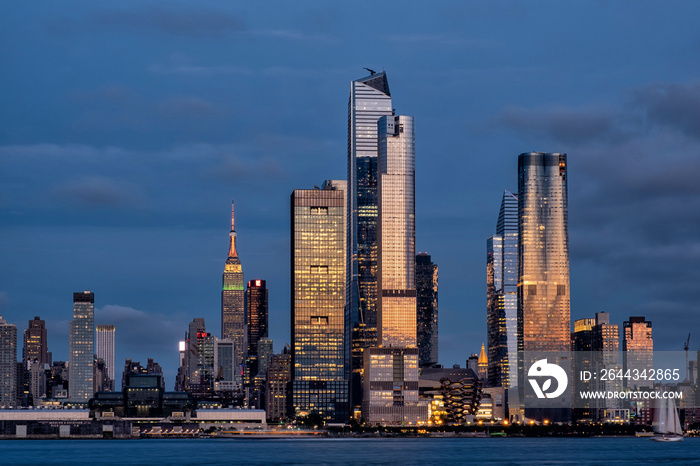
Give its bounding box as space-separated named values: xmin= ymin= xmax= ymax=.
xmin=487 ymin=190 xmax=519 ymax=389
xmin=291 ymin=180 xmax=349 ymax=423
xmin=623 ymin=316 xmax=653 ymax=390
xmin=69 ymin=291 xmax=95 ymax=402
xmin=96 ymin=324 xmax=115 ymax=389
xmin=363 ymin=114 xmax=427 ymax=425
xmin=246 ymin=279 xmax=268 ymax=358
xmin=347 ymin=71 xmax=393 ymax=407
xmin=222 ymin=201 xmax=245 ymax=383
xmin=416 ymin=253 xmax=438 ymax=367
xmin=517 ymin=153 xmax=570 ymax=352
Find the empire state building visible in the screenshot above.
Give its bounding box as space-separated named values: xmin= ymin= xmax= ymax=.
xmin=222 ymin=201 xmax=245 ymax=382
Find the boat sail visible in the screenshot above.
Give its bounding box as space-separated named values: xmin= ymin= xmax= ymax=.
xmin=652 ymin=396 xmax=683 ymax=442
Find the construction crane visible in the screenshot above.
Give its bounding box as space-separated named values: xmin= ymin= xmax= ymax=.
xmin=684 ymin=333 xmax=691 ymax=382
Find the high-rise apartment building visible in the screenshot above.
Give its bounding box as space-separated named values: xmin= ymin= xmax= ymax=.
xmin=69 ymin=291 xmax=95 ymax=402
xmin=291 ymin=180 xmax=349 ymax=423
xmin=0 ymin=316 xmax=18 ymax=408
xmin=487 ymin=191 xmax=519 ymax=389
xmin=517 ymin=153 xmax=570 ymax=353
xmin=96 ymin=324 xmax=115 ymax=389
xmin=623 ymin=316 xmax=653 ymax=389
xmin=23 ymin=316 xmax=49 ymax=366
xmin=246 ymin=280 xmax=268 ymax=358
xmin=416 ymin=253 xmax=438 ymax=367
xmin=363 ymin=114 xmax=427 ymax=425
xmin=222 ymin=201 xmax=245 ymax=383
xmin=347 ymin=71 xmax=394 ymax=408
xmin=266 ymin=347 xmax=292 ymax=423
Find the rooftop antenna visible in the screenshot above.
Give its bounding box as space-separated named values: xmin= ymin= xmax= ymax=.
xmin=363 ymin=67 xmax=376 ymax=75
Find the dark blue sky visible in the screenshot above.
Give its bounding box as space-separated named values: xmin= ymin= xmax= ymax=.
xmin=2 ymin=1 xmax=700 ymax=384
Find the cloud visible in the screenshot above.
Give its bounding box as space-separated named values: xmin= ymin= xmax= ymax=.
xmin=52 ymin=176 xmax=146 ymax=208
xmin=634 ymin=82 xmax=700 ymax=139
xmin=95 ymin=7 xmax=244 ymax=38
xmin=157 ymin=97 xmax=225 ymax=120
xmin=496 ymin=104 xmax=635 ymax=145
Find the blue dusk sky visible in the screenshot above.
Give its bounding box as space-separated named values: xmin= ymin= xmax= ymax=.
xmin=2 ymin=1 xmax=700 ymax=384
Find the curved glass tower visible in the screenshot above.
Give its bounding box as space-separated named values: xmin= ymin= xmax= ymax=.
xmin=517 ymin=152 xmax=570 ymax=352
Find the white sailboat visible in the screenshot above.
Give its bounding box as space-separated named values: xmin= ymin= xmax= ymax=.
xmin=651 ymin=396 xmax=683 ymax=442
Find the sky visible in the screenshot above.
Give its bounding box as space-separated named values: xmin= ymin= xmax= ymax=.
xmin=2 ymin=1 xmax=700 ymax=385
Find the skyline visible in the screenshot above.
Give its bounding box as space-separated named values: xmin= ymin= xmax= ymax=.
xmin=2 ymin=2 xmax=700 ymax=385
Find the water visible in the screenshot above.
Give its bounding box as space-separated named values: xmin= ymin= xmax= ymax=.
xmin=1 ymin=437 xmax=699 ymax=465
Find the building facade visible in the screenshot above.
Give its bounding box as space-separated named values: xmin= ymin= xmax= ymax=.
xmin=69 ymin=291 xmax=95 ymax=402
xmin=486 ymin=190 xmax=519 ymax=389
xmin=347 ymin=71 xmax=394 ymax=411
xmin=291 ymin=180 xmax=349 ymax=423
xmin=363 ymin=114 xmax=427 ymax=425
xmin=222 ymin=201 xmax=245 ymax=383
xmin=246 ymin=279 xmax=269 ymax=359
xmin=266 ymin=347 xmax=292 ymax=423
xmin=517 ymin=153 xmax=570 ymax=353
xmin=0 ymin=316 xmax=17 ymax=407
xmin=96 ymin=324 xmax=115 ymax=389
xmin=416 ymin=253 xmax=438 ymax=367
xmin=623 ymin=316 xmax=653 ymax=390
xmin=23 ymin=316 xmax=49 ymax=367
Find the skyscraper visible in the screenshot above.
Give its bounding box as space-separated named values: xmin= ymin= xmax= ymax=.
xmin=222 ymin=201 xmax=245 ymax=383
xmin=518 ymin=153 xmax=570 ymax=352
xmin=416 ymin=253 xmax=438 ymax=367
xmin=486 ymin=190 xmax=519 ymax=389
xmin=0 ymin=316 xmax=17 ymax=408
xmin=363 ymin=114 xmax=427 ymax=425
xmin=623 ymin=316 xmax=653 ymax=389
xmin=291 ymin=180 xmax=349 ymax=423
xmin=23 ymin=316 xmax=49 ymax=366
xmin=96 ymin=324 xmax=115 ymax=390
xmin=347 ymin=71 xmax=394 ymax=408
xmin=69 ymin=291 xmax=95 ymax=402
xmin=246 ymin=280 xmax=269 ymax=358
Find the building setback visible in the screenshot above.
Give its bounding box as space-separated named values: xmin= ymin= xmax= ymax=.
xmin=291 ymin=180 xmax=349 ymax=423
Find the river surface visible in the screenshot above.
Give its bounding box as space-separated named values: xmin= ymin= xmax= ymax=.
xmin=1 ymin=437 xmax=699 ymax=465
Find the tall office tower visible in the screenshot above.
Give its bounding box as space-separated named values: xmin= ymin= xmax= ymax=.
xmin=246 ymin=280 xmax=268 ymax=358
xmin=416 ymin=253 xmax=438 ymax=367
xmin=518 ymin=153 xmax=570 ymax=353
xmin=214 ymin=338 xmax=236 ymax=393
xmin=486 ymin=191 xmax=519 ymax=389
xmin=0 ymin=316 xmax=18 ymax=407
xmin=592 ymin=312 xmax=620 ymax=418
xmin=222 ymin=201 xmax=245 ymax=383
xmin=266 ymin=346 xmax=292 ymax=423
xmin=178 ymin=318 xmax=206 ymax=392
xmin=363 ymin=114 xmax=427 ymax=425
xmin=291 ymin=180 xmax=349 ymax=423
xmin=69 ymin=291 xmax=95 ymax=402
xmin=623 ymin=316 xmax=653 ymax=389
xmin=347 ymin=71 xmax=394 ymax=409
xmin=23 ymin=316 xmax=49 ymax=366
xmin=96 ymin=325 xmax=115 ymax=389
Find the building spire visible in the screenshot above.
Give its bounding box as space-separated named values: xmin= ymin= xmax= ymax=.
xmin=228 ymin=200 xmax=238 ymax=258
